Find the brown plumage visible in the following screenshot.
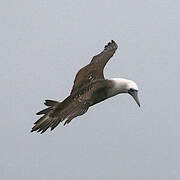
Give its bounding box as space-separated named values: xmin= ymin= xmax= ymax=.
xmin=31 ymin=40 xmax=118 ymax=133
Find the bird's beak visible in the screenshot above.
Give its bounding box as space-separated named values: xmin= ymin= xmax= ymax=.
xmin=128 ymin=90 xmax=140 ymax=107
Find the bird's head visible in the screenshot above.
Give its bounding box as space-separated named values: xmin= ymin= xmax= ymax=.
xmin=108 ymin=78 xmax=140 ymax=107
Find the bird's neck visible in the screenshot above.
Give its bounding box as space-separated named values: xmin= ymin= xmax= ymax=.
xmin=105 ymin=79 xmax=128 ymax=98
xmin=90 ymin=79 xmax=126 ymax=106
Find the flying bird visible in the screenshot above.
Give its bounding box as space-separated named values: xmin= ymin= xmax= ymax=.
xmin=31 ymin=40 xmax=140 ymax=133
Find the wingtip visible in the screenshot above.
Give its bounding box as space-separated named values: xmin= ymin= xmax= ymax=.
xmin=104 ymin=40 xmax=118 ymax=50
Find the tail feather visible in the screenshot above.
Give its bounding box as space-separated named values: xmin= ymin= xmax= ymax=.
xmin=38 ymin=116 xmax=58 ymax=133
xmin=31 ymin=114 xmax=62 ymax=133
xmin=50 ymin=119 xmax=61 ymax=131
xmin=44 ymin=100 xmax=59 ymax=107
xmin=36 ymin=107 xmax=53 ymax=115
xmin=31 ymin=115 xmax=49 ymax=132
xmin=36 ymin=99 xmax=59 ymax=115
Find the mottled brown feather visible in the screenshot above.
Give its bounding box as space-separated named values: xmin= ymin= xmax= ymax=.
xmin=70 ymin=40 xmax=118 ymax=95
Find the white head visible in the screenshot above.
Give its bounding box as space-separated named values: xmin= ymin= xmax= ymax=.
xmin=108 ymin=78 xmax=140 ymax=106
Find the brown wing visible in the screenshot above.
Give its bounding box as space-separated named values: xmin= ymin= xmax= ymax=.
xmin=70 ymin=40 xmax=118 ymax=95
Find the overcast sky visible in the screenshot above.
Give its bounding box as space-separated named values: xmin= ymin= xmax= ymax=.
xmin=1 ymin=0 xmax=180 ymax=179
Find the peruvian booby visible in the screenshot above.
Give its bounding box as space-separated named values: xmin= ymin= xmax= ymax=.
xmin=31 ymin=40 xmax=140 ymax=133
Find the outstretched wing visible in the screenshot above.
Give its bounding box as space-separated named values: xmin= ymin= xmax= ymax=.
xmin=70 ymin=40 xmax=118 ymax=95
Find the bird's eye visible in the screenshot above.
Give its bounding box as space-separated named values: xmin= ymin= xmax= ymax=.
xmin=129 ymin=88 xmax=134 ymax=92
xmin=129 ymin=88 xmax=137 ymax=92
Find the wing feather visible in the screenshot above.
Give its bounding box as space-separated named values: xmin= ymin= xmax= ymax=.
xmin=70 ymin=40 xmax=118 ymax=95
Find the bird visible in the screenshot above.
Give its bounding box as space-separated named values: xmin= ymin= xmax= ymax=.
xmin=31 ymin=40 xmax=140 ymax=134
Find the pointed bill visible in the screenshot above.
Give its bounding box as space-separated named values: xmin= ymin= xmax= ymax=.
xmin=128 ymin=90 xmax=140 ymax=107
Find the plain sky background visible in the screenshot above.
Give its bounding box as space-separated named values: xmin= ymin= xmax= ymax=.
xmin=1 ymin=0 xmax=180 ymax=179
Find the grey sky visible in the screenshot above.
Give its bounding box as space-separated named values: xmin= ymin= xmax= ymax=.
xmin=1 ymin=0 xmax=180 ymax=179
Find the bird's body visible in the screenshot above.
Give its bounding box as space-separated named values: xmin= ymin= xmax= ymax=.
xmin=31 ymin=40 xmax=140 ymax=133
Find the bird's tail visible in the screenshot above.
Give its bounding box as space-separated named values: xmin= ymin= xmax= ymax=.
xmin=31 ymin=97 xmax=87 ymax=133
xmin=31 ymin=99 xmax=60 ymax=133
